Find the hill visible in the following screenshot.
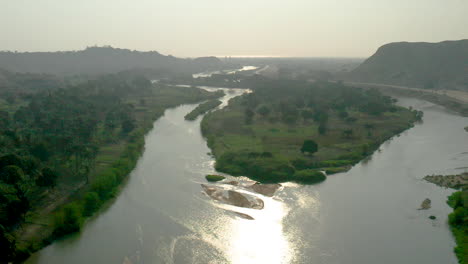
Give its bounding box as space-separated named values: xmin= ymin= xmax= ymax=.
xmin=0 ymin=46 xmax=225 ymax=76
xmin=349 ymin=40 xmax=468 ymax=90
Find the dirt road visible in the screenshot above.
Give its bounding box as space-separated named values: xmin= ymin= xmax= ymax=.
xmin=345 ymin=82 xmax=468 ymax=104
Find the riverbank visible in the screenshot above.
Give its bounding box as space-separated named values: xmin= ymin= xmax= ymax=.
xmin=424 ymin=172 xmax=468 ymax=263
xmin=447 ymin=190 xmax=468 ymax=264
xmin=11 ymin=85 xmax=223 ymax=262
xmin=202 ymin=80 xmax=420 ymax=183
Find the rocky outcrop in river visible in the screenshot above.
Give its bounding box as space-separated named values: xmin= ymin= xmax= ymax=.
xmin=424 ymin=173 xmax=468 ymax=189
xmin=419 ymin=198 xmax=431 ymax=210
xmin=201 ymin=184 xmax=264 ymax=209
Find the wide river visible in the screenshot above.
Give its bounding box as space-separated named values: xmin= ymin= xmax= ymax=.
xmin=27 ymin=87 xmax=467 ymax=264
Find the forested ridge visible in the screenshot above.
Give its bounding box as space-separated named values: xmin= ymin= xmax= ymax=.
xmin=0 ymin=46 xmax=230 ymax=76
xmin=0 ymin=71 xmax=222 ymax=262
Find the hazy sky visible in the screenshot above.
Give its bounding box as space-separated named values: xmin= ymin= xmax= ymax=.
xmin=1 ymin=0 xmax=467 ymax=57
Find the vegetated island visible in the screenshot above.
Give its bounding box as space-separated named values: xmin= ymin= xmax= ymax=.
xmin=201 ymin=80 xmax=421 ymax=184
xmin=465 ymin=126 xmax=468 ymax=132
xmin=185 ymin=99 xmax=223 ymax=120
xmin=425 ymin=172 xmax=468 ymax=264
xmin=0 ymin=71 xmax=223 ymax=262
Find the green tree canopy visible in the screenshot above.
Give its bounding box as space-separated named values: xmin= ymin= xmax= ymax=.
xmin=300 ymin=140 xmax=318 ymax=154
xmin=0 ymin=166 xmax=25 ymax=185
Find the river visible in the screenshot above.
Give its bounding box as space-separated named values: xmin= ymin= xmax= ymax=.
xmin=26 ymin=88 xmax=467 ymax=263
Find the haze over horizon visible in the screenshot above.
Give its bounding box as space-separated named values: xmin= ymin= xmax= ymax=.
xmin=1 ymin=0 xmax=468 ymax=58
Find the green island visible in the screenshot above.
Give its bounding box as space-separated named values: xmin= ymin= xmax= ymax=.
xmin=0 ymin=71 xmax=222 ymax=262
xmin=425 ymin=173 xmax=468 ymax=263
xmin=201 ymin=80 xmax=422 ymax=184
xmin=184 ymin=99 xmax=223 ymax=120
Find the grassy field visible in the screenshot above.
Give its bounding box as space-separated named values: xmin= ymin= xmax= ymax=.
xmin=202 ymin=82 xmax=419 ymax=183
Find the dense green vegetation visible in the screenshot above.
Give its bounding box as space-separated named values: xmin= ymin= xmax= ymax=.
xmin=184 ymin=99 xmax=223 ymax=120
xmin=447 ymin=190 xmax=468 ymax=264
xmin=0 ymin=72 xmax=222 ymax=262
xmin=205 ymin=174 xmax=225 ymax=182
xmin=202 ymin=80 xmax=420 ymax=183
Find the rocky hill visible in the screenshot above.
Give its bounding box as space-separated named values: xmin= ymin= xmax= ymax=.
xmin=350 ymin=40 xmax=468 ymax=90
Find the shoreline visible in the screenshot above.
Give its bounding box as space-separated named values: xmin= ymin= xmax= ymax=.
xmin=424 ymin=173 xmax=467 ymax=263
xmin=14 ymin=87 xmax=224 ymax=263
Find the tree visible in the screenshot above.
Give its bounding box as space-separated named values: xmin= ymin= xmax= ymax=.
xmin=0 ymin=225 xmax=15 ymax=263
xmin=301 ymin=140 xmax=318 ymax=154
xmin=256 ymin=105 xmax=270 ymax=117
xmin=245 ymin=108 xmax=254 ymax=124
xmin=0 ymin=165 xmax=25 ymax=185
xmin=121 ymin=118 xmax=136 ymax=135
xmin=36 ymin=167 xmax=58 ymax=187
xmin=318 ymin=123 xmax=327 ymax=135
xmin=30 ymin=142 xmax=51 ymax=161
xmin=0 ymin=154 xmax=22 ymax=170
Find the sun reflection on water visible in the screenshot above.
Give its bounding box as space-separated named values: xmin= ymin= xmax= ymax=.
xmin=221 ymin=195 xmax=295 ymax=264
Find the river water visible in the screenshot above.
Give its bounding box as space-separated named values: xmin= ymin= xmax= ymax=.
xmin=26 ymin=89 xmax=467 ymax=263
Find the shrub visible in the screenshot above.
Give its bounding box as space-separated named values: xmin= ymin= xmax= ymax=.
xmin=53 ymin=203 xmax=82 ymax=236
xmin=449 ymin=207 xmax=468 ymax=226
xmin=292 ymin=169 xmax=326 ymax=184
xmin=324 ymin=167 xmax=348 ymax=175
xmin=205 ymin=175 xmax=225 ymax=182
xmin=319 ymin=160 xmax=353 ymax=167
xmin=83 ymin=192 xmax=101 ymax=217
xmin=291 ymin=158 xmax=320 ymax=170
xmin=91 ymin=172 xmax=117 ymax=200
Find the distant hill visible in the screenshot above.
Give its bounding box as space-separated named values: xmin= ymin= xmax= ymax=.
xmin=0 ymin=46 xmax=225 ymax=75
xmin=349 ymin=40 xmax=468 ymax=90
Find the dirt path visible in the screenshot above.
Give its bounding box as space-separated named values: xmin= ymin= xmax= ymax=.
xmin=345 ymin=82 xmax=468 ymax=104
